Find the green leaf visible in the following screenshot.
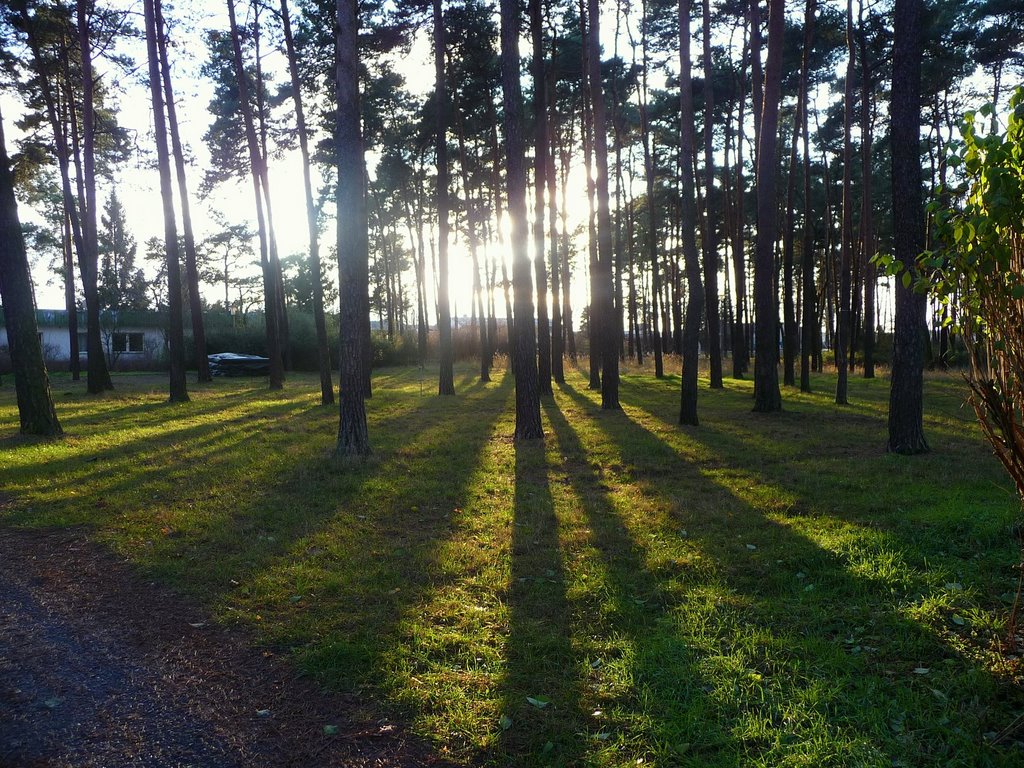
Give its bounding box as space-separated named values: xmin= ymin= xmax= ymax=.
xmin=902 ymin=271 xmax=912 ymax=289
xmin=526 ymin=695 xmax=551 ymax=709
xmin=499 ymin=714 xmax=513 ymax=731
xmin=323 ymin=725 xmax=339 ymax=735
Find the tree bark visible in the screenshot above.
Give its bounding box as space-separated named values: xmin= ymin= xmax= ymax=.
xmin=547 ymin=30 xmax=564 ymax=384
xmin=75 ymin=1 xmax=113 ymax=393
xmin=530 ymin=0 xmax=553 ymax=395
xmin=19 ymin=7 xmax=82 ymax=383
xmin=144 ymin=0 xmax=188 ymax=403
xmin=836 ymin=0 xmax=855 ymax=405
xmin=433 ymin=0 xmax=455 ymax=396
xmin=500 ymin=0 xmax=543 ymax=439
xmin=62 ymin=207 xmax=79 ymax=380
xmin=334 ymin=0 xmax=370 ymax=457
xmin=559 ymin=125 xmax=576 ymax=362
xmin=748 ymin=0 xmax=763 ymax=165
xmin=731 ymin=27 xmax=749 ymax=378
xmin=752 ymin=0 xmax=783 ymax=412
xmin=678 ymin=0 xmax=704 ymax=426
xmin=281 ymin=0 xmax=333 ymax=404
xmin=640 ymin=0 xmax=663 ymax=379
xmin=887 ymin=0 xmax=928 ymax=454
xmin=586 ymin=0 xmax=620 ymax=410
xmin=453 ymin=98 xmax=490 ymax=383
xmin=702 ymin=0 xmax=722 ymax=388
xmin=0 ymin=107 xmax=62 ymax=436
xmin=580 ymin=1 xmax=600 ymax=390
xmin=859 ymin=0 xmax=875 ymax=380
xmin=799 ymin=0 xmax=818 ymax=393
xmin=251 ymin=8 xmax=290 ymax=372
xmin=782 ymin=0 xmax=812 ymax=388
xmin=155 ymin=0 xmax=209 ymax=383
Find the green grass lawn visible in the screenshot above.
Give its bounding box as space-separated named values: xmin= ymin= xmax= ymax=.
xmin=2 ymin=363 xmax=1022 ymax=766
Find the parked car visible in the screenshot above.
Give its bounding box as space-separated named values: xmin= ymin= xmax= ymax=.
xmin=207 ymin=352 xmax=271 ymax=377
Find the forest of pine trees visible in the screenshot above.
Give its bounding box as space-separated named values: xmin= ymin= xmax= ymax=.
xmin=4 ymin=4 xmax=1024 ymax=762
xmin=0 ymin=0 xmax=1022 ymax=447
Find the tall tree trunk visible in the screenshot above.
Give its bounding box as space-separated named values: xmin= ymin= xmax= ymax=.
xmin=702 ymin=0 xmax=722 ymax=388
xmin=486 ymin=97 xmax=513 ymax=357
xmin=62 ymin=207 xmax=79 ymax=380
xmin=433 ymin=0 xmax=455 ymax=396
xmin=530 ymin=0 xmax=553 ymax=395
xmin=887 ymin=0 xmax=928 ymax=454
xmin=144 ymin=0 xmax=188 ymax=403
xmin=731 ymin=29 xmax=749 ymax=378
xmin=226 ymin=0 xmax=284 ymax=389
xmin=334 ymin=0 xmax=370 ymax=457
xmin=799 ymin=0 xmax=818 ymax=392
xmin=500 ymin=0 xmax=543 ymax=439
xmin=859 ymin=0 xmax=875 ymax=379
xmin=581 ymin=1 xmax=600 ymax=390
xmin=0 ymin=107 xmax=62 ymax=436
xmin=640 ymin=0 xmax=663 ymax=379
xmin=671 ymin=210 xmax=683 ymax=353
xmin=781 ymin=1 xmax=810 ymax=388
xmin=75 ymin=1 xmax=113 ymax=393
xmin=836 ymin=0 xmax=855 ymax=405
xmin=586 ymin=0 xmax=620 ymax=410
xmin=559 ymin=128 xmax=577 ymax=362
xmin=547 ymin=32 xmax=564 ymax=384
xmin=20 ymin=9 xmax=82 ymax=382
xmin=281 ymin=0 xmax=333 ymax=403
xmin=752 ymin=0 xmax=783 ymax=412
xmin=678 ymin=0 xmax=704 ymax=425
xmin=748 ymin=0 xmax=763 ymax=164
xmin=411 ymin=163 xmax=430 ymax=362
xmin=251 ymin=8 xmax=290 ymax=372
xmin=155 ymin=0 xmax=209 ymax=383
xmin=454 ymin=101 xmax=491 ymax=383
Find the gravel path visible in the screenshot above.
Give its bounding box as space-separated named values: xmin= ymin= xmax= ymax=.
xmin=0 ymin=528 xmax=451 ymax=768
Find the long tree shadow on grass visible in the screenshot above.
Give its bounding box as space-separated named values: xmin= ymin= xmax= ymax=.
xmin=553 ymin=378 xmax=1024 ymax=766
xmin=225 ymin=371 xmax=517 ymax=709
xmin=615 ymin=375 xmax=1019 ymax=587
xmin=2 ymin=367 xmax=513 ymax=619
xmin=489 ymin=439 xmax=585 ymax=766
xmin=1 ymin=368 xmax=470 ymax=534
xmin=541 ymin=399 xmax=727 ymax=766
xmin=4 ymin=366 xmax=518 ymax=753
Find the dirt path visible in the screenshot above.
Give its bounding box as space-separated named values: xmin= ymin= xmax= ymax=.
xmin=0 ymin=528 xmax=452 ymax=768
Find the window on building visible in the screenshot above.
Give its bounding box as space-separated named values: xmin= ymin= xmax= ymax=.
xmin=112 ymin=332 xmax=145 ymax=354
xmin=77 ymin=332 xmax=88 ymax=355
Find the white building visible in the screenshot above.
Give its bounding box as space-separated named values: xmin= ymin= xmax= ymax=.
xmin=0 ymin=309 xmax=167 ymax=371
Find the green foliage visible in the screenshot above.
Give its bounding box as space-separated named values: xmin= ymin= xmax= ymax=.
xmin=918 ymin=87 xmax=1024 ymax=334
xmin=873 ymin=87 xmax=1024 ymax=334
xmin=877 ymin=88 xmax=1024 ymax=519
xmin=98 ymin=190 xmax=148 ymax=312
